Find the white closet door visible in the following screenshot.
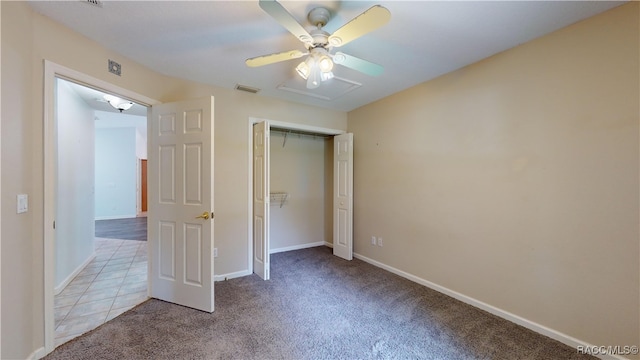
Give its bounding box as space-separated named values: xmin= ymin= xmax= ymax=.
xmin=333 ymin=133 xmax=353 ymax=260
xmin=253 ymin=121 xmax=270 ymax=279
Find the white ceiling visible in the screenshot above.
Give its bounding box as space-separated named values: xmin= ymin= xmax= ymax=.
xmin=29 ymin=1 xmax=625 ymax=112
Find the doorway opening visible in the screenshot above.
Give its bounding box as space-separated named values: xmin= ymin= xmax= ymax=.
xmin=43 ymin=61 xmax=159 ymax=355
xmin=249 ymin=119 xmax=352 ymax=280
xmin=52 ymin=78 xmax=150 ymax=346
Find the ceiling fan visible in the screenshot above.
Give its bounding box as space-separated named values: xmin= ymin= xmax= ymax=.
xmin=246 ymin=0 xmax=391 ymax=89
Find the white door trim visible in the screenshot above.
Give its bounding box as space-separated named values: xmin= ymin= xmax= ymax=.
xmin=43 ymin=60 xmax=159 ymax=355
xmin=0 ymin=4 xmax=3 ymax=356
xmin=246 ymin=117 xmax=345 ymax=276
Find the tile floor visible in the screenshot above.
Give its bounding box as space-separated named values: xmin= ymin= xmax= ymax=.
xmin=54 ymin=238 xmax=148 ymax=346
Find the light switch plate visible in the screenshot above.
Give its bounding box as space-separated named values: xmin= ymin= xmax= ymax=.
xmin=17 ymin=194 xmax=28 ymax=214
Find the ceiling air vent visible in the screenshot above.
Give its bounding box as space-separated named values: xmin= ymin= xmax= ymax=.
xmin=83 ymin=0 xmax=103 ymax=8
xmin=235 ymin=84 xmax=260 ymax=94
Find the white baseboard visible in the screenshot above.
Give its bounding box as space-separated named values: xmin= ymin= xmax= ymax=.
xmin=352 ymin=252 xmax=625 ymax=360
xmin=214 ymin=269 xmax=252 ymax=282
xmin=28 ymin=346 xmax=45 ymax=360
xmin=54 ymin=252 xmax=96 ymax=295
xmin=270 ymin=241 xmax=325 ymax=254
xmin=324 ymin=241 xmax=333 ymax=248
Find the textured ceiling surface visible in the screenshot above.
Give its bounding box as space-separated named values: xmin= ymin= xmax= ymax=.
xmin=29 ymin=1 xmax=625 ymax=111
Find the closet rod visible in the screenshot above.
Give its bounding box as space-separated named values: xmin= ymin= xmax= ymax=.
xmin=270 ymin=127 xmax=333 ymax=139
xmin=271 ymin=127 xmax=332 ymax=148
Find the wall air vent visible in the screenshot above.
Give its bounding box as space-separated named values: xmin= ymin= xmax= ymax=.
xmin=235 ymin=84 xmax=260 ymax=94
xmin=83 ymin=0 xmax=103 ymax=7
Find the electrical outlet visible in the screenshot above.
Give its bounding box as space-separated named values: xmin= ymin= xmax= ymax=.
xmin=377 ymin=237 xmax=383 ymax=247
xmin=371 ymin=236 xmax=377 ymax=245
xmin=213 ymin=248 xmax=218 ymax=258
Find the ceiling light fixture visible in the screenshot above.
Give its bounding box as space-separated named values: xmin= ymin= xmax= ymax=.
xmin=246 ymin=3 xmax=390 ymax=91
xmin=103 ymin=94 xmax=134 ymax=113
xmin=317 ymin=55 xmax=333 ymax=72
xmin=295 ymin=48 xmax=334 ymax=89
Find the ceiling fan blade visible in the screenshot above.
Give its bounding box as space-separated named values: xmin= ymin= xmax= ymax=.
xmin=259 ymin=0 xmax=313 ymax=44
xmin=246 ymin=50 xmax=306 ymax=67
xmin=333 ymin=52 xmax=384 ymax=77
xmin=328 ymin=5 xmax=390 ymax=48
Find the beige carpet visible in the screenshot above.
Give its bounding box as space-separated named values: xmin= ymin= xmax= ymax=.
xmin=45 ymin=246 xmax=594 ymax=360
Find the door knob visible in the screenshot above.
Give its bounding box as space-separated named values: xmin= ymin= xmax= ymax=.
xmin=196 ymin=211 xmax=210 ymax=220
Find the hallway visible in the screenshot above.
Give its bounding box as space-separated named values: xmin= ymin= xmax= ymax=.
xmin=53 ymin=238 xmax=148 ymax=346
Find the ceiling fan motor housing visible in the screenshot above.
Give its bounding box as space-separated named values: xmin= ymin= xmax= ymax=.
xmin=309 ymin=29 xmax=330 ymax=48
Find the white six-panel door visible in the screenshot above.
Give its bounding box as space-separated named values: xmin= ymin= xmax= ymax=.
xmin=333 ymin=133 xmax=354 ymax=260
xmin=253 ymin=121 xmax=270 ymax=280
xmin=149 ymin=96 xmax=214 ymax=312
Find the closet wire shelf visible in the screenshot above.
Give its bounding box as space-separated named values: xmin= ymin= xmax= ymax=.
xmin=270 ymin=192 xmax=289 ymax=208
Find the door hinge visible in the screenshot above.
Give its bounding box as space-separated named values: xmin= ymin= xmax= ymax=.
xmin=53 ymin=221 xmax=56 ymax=229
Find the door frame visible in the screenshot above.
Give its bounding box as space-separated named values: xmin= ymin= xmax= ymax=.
xmin=247 ymin=117 xmax=345 ymax=275
xmin=43 ymin=60 xmax=159 ymax=355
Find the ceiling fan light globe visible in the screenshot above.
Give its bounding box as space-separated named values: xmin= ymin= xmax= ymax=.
xmin=295 ymin=61 xmax=311 ymax=80
xmin=318 ymin=55 xmax=333 ymax=72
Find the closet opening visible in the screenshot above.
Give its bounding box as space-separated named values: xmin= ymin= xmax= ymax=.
xmin=268 ymin=127 xmax=334 ymax=255
xmin=249 ymin=119 xmax=353 ymax=280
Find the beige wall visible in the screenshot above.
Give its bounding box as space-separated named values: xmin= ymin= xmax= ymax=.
xmin=1 ymin=2 xmax=39 ymax=358
xmin=0 ymin=2 xmax=346 ymax=358
xmin=348 ymin=2 xmax=639 ymax=352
